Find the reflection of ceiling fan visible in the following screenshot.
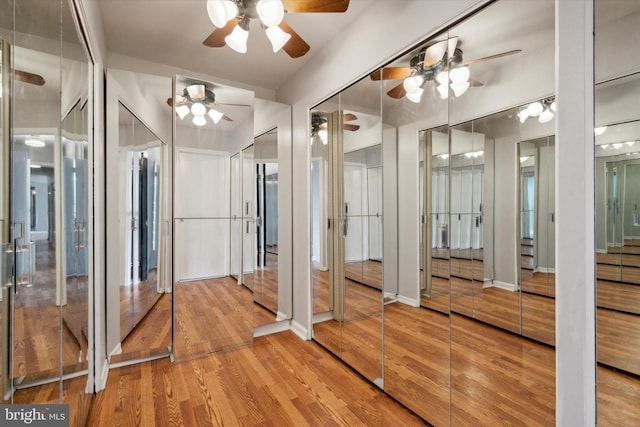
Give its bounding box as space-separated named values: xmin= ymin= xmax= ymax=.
xmin=371 ymin=37 xmax=520 ymax=103
xmin=203 ymin=0 xmax=350 ymax=58
xmin=310 ymin=111 xmax=358 ymax=145
xmin=167 ymin=83 xmax=250 ymax=127
xmin=0 ymin=61 xmax=45 ymax=86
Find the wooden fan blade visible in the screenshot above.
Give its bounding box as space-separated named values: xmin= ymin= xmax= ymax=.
xmin=469 ymin=79 xmax=483 ymax=87
xmin=282 ymin=0 xmax=349 ymax=13
xmin=461 ymin=49 xmax=522 ymax=66
xmin=14 ymin=69 xmax=45 ymax=86
xmin=167 ymin=97 xmax=172 ymax=107
xmin=222 ymin=115 xmax=233 ymax=122
xmin=387 ymin=82 xmax=406 ymax=99
xmin=343 ymin=123 xmax=360 ymax=132
xmin=279 ymin=21 xmax=310 ymax=58
xmin=370 ymin=67 xmax=412 ymax=81
xmin=424 ymin=40 xmax=447 ymax=67
xmin=319 ymin=122 xmax=327 ymax=129
xmin=203 ymin=19 xmax=237 ymax=48
xmin=343 ymin=113 xmax=357 ymax=122
xmin=214 ymin=102 xmax=251 ymax=107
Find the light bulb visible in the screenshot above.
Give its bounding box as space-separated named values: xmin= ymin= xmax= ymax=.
xmin=406 ymin=88 xmax=424 ymax=103
xmin=207 ymin=0 xmax=239 ymax=28
xmin=450 ymin=81 xmax=470 ymax=97
xmin=257 ymin=0 xmax=285 ymax=27
xmin=403 ymin=75 xmax=424 ymax=93
xmin=449 ymin=66 xmax=470 ymax=84
xmin=208 ymin=109 xmax=224 ymax=124
xmin=175 ymin=105 xmax=190 ymax=120
xmin=538 ymin=108 xmax=554 ymax=123
xmin=193 ymin=115 xmax=207 ymax=126
xmin=265 ymin=25 xmax=291 ymax=53
xmin=436 ymin=84 xmax=449 ymax=100
xmin=191 ymin=102 xmax=206 ymax=116
xmin=527 ymin=101 xmax=543 ymax=117
xmin=225 ymin=24 xmax=249 ymax=53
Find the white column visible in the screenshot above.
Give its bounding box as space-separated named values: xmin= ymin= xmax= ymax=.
xmin=555 ymin=0 xmax=596 ymax=425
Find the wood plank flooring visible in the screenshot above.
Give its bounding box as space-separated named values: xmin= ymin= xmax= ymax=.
xmin=86 ymin=330 xmax=425 ymax=426
xmin=173 ymin=277 xmax=253 ymax=360
xmin=119 ymin=274 xmax=162 ymax=341
xmin=249 ymin=252 xmax=280 ymax=327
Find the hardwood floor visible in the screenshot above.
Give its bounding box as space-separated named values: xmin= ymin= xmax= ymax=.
xmin=120 ymin=273 xmax=162 ymax=341
xmin=86 ymin=330 xmax=425 ymax=426
xmin=173 ymin=277 xmax=253 ymax=360
xmin=250 ymin=252 xmax=280 ymax=327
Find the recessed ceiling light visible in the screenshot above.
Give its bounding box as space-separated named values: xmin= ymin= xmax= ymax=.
xmin=25 ymin=138 xmax=45 ymax=148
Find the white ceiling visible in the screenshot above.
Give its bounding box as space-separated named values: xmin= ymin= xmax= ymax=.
xmin=95 ymin=0 xmax=370 ymax=92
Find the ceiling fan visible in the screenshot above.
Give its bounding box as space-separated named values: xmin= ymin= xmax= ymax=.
xmin=203 ymin=0 xmax=350 ymax=58
xmin=167 ymin=83 xmax=250 ymax=127
xmin=310 ymin=111 xmax=358 ymax=145
xmin=371 ymin=37 xmax=521 ymax=103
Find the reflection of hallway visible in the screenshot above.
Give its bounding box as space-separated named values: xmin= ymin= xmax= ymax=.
xmin=253 ymin=252 xmax=279 ymax=326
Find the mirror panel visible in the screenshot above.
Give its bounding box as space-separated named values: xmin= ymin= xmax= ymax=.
xmin=112 ymin=102 xmax=169 ymax=363
xmin=595 ymin=2 xmax=640 ymax=419
xmin=172 ymin=76 xmax=254 ymax=359
xmin=252 ymin=129 xmax=283 ymax=326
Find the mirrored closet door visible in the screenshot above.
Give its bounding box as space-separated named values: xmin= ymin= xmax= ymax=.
xmin=0 ymin=0 xmax=93 ymax=422
xmin=172 ymin=76 xmax=254 ymax=359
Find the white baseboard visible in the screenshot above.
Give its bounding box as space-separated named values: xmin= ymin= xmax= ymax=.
xmin=487 ymin=280 xmax=518 ymax=292
xmin=535 ymin=267 xmax=556 ymax=274
xmin=290 ymin=319 xmax=310 ymax=340
xmin=397 ymin=295 xmax=420 ymax=307
xmin=312 ymin=311 xmax=334 ymax=324
xmin=254 ymin=320 xmax=290 ymax=338
xmin=276 ymin=311 xmax=288 ymax=321
xmin=109 ymin=343 xmax=122 ymax=357
xmin=596 ymin=248 xmax=607 ymax=253
xmin=98 ymin=362 xmax=109 ymax=392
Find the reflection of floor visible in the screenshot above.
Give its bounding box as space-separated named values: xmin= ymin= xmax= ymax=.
xmin=173 ymin=277 xmax=253 ymax=360
xmin=312 ymin=267 xmax=330 ymax=314
xmin=87 ymin=330 xmax=424 ymax=426
xmin=10 ymin=240 xmax=87 ymax=384
xmin=251 ymin=252 xmax=279 ymax=327
xmin=120 ymin=271 xmax=162 ymax=341
xmin=420 ymin=274 xmax=449 ymax=314
xmin=110 ymin=292 xmax=171 ymax=364
xmin=521 ymin=271 xmax=555 ymax=297
xmin=345 ymin=259 xmax=383 ymax=290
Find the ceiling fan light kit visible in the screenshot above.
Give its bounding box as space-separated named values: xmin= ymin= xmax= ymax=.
xmin=203 ymin=0 xmax=350 ymax=58
xmin=373 ymin=37 xmax=521 ymax=103
xmin=207 ymin=0 xmax=239 ymax=28
xmin=519 ymin=97 xmax=555 ymax=124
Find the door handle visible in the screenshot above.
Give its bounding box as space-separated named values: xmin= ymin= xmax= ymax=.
xmin=342 ymin=218 xmax=349 ymax=237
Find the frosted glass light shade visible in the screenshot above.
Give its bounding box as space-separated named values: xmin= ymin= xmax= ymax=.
xmin=186 ymin=84 xmax=205 ymax=100
xmin=175 ymin=105 xmax=190 ymax=120
xmin=405 ymin=88 xmax=424 ymax=103
xmin=225 ymin=25 xmax=249 ymax=53
xmin=318 ymin=129 xmax=328 ymax=145
xmin=25 ymin=138 xmax=45 ymax=148
xmin=266 ymin=25 xmax=291 ymax=52
xmin=527 ymin=101 xmax=543 ymax=116
xmin=538 ymin=108 xmax=554 ymax=123
xmin=208 ymin=109 xmax=224 ymax=124
xmin=435 ymin=71 xmax=449 ymax=86
xmin=207 ymin=0 xmax=238 ymax=28
xmin=257 ymin=0 xmax=285 ymax=27
xmin=191 ymin=102 xmax=207 ymax=116
xmin=449 ymin=66 xmax=470 ymax=84
xmin=450 ymin=81 xmax=470 ymax=97
xmin=436 ymin=84 xmax=449 ymax=100
xmin=403 ymin=75 xmax=424 ymax=93
xmin=193 ymin=115 xmax=207 ymax=126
